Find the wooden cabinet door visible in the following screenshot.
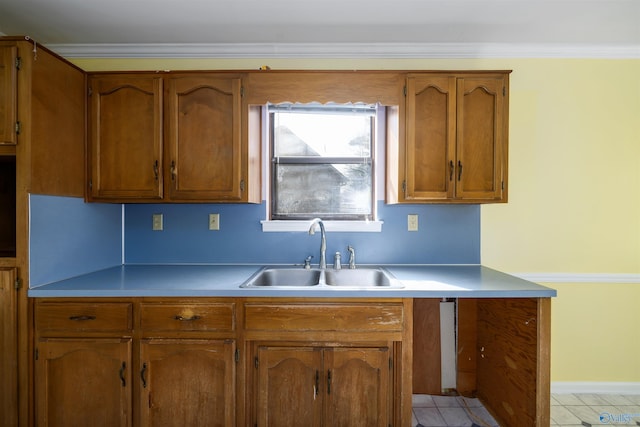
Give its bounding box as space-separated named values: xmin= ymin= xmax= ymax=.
xmin=405 ymin=75 xmax=457 ymax=201
xmin=35 ymin=338 xmax=132 ymax=427
xmin=0 ymin=44 xmax=18 ymax=145
xmin=324 ymin=347 xmax=391 ymax=427
xmin=139 ymin=339 xmax=235 ymax=427
xmin=255 ymin=346 xmax=322 ymax=427
xmin=0 ymin=268 xmax=17 ymax=425
xmin=166 ymin=75 xmax=243 ymax=201
xmin=403 ymin=73 xmax=508 ymax=203
xmin=89 ymin=75 xmax=163 ymax=200
xmin=456 ymin=76 xmax=506 ymax=201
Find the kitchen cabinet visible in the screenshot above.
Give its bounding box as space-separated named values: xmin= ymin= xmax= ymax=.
xmin=389 ymin=72 xmax=509 ymax=203
xmin=0 ymin=267 xmax=18 ymax=424
xmin=88 ymin=74 xmax=164 ymax=200
xmin=34 ymin=301 xmax=134 ymax=426
xmin=243 ymin=299 xmax=410 ymax=427
xmin=139 ymin=339 xmax=235 ymax=426
xmin=138 ymin=301 xmax=237 ymax=426
xmin=255 ymin=345 xmax=390 ymax=427
xmin=35 ymin=299 xmax=238 ymax=427
xmin=0 ymin=45 xmax=18 ymax=146
xmin=36 ymin=338 xmax=132 ymax=426
xmin=88 ymin=73 xmax=257 ymax=203
xmin=166 ymin=75 xmax=244 ymax=201
xmin=1 ymin=36 xmax=85 ymax=426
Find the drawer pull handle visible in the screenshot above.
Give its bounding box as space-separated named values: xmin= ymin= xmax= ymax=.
xmin=174 ymin=315 xmax=201 ymax=322
xmin=68 ymin=315 xmax=96 ymax=321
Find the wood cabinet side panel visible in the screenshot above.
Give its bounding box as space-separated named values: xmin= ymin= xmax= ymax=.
xmin=30 ymin=46 xmax=86 ymax=197
xmin=476 ymin=298 xmax=541 ymax=427
xmin=456 ymin=298 xmax=478 ymax=395
xmin=412 ymin=298 xmax=441 ymax=394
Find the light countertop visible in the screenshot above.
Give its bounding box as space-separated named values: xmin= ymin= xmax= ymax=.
xmin=28 ymin=264 xmax=557 ymax=298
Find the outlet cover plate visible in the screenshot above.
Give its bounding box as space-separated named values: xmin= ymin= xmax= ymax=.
xmin=209 ymin=213 xmax=220 ymax=231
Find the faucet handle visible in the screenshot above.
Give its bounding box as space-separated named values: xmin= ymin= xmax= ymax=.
xmin=304 ymin=256 xmax=313 ymax=269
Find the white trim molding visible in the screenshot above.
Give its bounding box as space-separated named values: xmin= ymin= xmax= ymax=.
xmin=552 ymin=382 xmax=640 ymax=395
xmin=514 ymin=273 xmax=640 ymax=284
xmin=261 ymin=220 xmax=383 ymax=233
xmin=46 ymin=42 xmax=640 ymax=59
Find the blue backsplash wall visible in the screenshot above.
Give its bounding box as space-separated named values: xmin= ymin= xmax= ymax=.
xmin=30 ymin=196 xmax=480 ymax=286
xmin=29 ymin=195 xmax=123 ymax=286
xmin=125 ymin=201 xmax=480 ymax=265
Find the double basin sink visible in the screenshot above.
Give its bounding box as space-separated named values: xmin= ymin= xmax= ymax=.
xmin=240 ymin=266 xmax=403 ymax=289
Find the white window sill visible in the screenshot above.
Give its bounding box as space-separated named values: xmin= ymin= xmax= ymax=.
xmin=261 ymin=220 xmax=383 ymax=233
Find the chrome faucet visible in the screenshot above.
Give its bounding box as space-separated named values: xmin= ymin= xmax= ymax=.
xmin=308 ymin=218 xmax=327 ymax=269
xmin=347 ymin=245 xmax=356 ymax=269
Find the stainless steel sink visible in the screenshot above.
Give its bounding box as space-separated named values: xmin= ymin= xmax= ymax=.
xmin=240 ymin=266 xmax=403 ymax=289
xmin=324 ymin=267 xmax=403 ymax=288
xmin=240 ymin=268 xmax=322 ymax=287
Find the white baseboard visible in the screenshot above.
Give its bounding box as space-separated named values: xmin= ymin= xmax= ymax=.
xmin=552 ymin=382 xmax=640 ymax=395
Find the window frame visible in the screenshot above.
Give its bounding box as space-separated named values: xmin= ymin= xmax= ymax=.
xmin=261 ymin=103 xmax=384 ymax=233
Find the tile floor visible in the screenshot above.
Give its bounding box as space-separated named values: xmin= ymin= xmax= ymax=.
xmin=412 ymin=394 xmax=640 ymax=427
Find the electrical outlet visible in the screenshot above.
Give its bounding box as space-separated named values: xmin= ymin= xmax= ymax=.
xmin=209 ymin=213 xmax=220 ymax=231
xmin=407 ymin=214 xmax=419 ymax=231
xmin=152 ymin=214 xmax=163 ymax=231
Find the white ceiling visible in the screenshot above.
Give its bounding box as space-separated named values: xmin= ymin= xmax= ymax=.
xmin=0 ymin=0 xmax=638 ymax=58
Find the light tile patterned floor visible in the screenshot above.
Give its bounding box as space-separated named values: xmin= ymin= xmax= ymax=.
xmin=551 ymin=394 xmax=640 ymax=427
xmin=412 ymin=394 xmax=640 ymax=427
xmin=412 ymin=394 xmax=499 ymax=427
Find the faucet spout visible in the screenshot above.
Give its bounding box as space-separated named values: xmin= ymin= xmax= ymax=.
xmin=308 ymin=218 xmax=327 ymax=269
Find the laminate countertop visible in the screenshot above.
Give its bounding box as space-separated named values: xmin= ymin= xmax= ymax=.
xmin=28 ymin=264 xmax=556 ymax=298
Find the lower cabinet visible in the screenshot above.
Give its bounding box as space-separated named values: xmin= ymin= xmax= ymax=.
xmin=139 ymin=339 xmax=235 ymax=427
xmin=34 ymin=299 xmax=238 ymax=427
xmin=255 ymin=345 xmax=391 ymax=427
xmin=0 ymin=267 xmax=18 ymax=425
xmin=35 ymin=338 xmax=132 ymax=427
xmin=34 ymin=298 xmax=412 ymax=427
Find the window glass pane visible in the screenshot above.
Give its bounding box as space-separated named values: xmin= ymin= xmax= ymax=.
xmin=269 ymin=103 xmax=376 ymax=221
xmin=272 ymin=108 xmax=373 ymax=158
xmin=273 ymin=163 xmax=372 ymax=219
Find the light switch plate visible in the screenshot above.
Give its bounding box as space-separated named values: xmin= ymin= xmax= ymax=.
xmin=407 ymin=214 xmax=419 ymax=231
xmin=209 ymin=213 xmax=220 ymax=231
xmin=152 ymin=214 xmax=163 ymax=231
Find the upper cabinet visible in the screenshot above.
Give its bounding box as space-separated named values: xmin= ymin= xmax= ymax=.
xmin=166 ymin=75 xmax=243 ymax=201
xmin=388 ymin=72 xmax=510 ymax=203
xmin=89 ymin=74 xmax=163 ymax=201
xmin=88 ymin=72 xmax=259 ymax=203
xmin=0 ymin=45 xmax=18 ymax=146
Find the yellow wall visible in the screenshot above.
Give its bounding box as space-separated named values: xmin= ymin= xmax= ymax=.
xmin=72 ymin=56 xmax=640 ymax=383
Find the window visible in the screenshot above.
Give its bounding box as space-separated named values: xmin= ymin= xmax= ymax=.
xmin=268 ymin=103 xmax=377 ymax=222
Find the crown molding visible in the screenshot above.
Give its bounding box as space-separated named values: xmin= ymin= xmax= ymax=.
xmin=46 ymin=42 xmax=640 ymax=59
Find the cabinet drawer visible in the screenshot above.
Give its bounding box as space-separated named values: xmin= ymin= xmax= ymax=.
xmin=36 ymin=302 xmax=133 ymax=333
xmin=140 ymin=303 xmax=235 ymax=332
xmin=244 ymin=303 xmax=404 ymax=332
